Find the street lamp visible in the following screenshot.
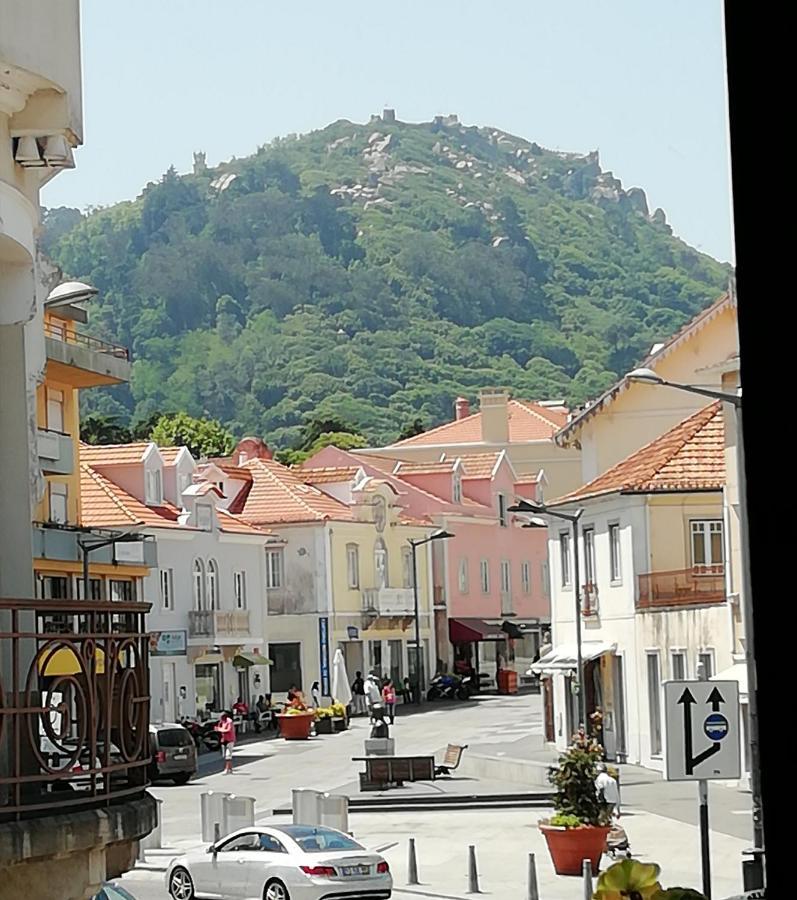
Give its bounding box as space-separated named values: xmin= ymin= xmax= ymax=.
xmin=509 ymin=499 xmax=586 ymax=729
xmin=627 ymin=366 xmax=763 ymax=862
xmin=408 ymin=530 xmax=454 ymax=702
xmin=78 ymin=529 xmax=147 ymax=600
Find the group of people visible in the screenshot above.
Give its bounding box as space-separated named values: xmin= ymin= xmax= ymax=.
xmin=351 ymin=671 xmax=409 ymax=724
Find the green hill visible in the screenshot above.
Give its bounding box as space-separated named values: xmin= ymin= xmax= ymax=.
xmin=46 ymin=113 xmax=729 ymax=448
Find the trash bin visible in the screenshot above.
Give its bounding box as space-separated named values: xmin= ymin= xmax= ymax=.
xmin=201 ymin=791 xmax=231 ymax=843
xmin=497 ymin=669 xmax=518 ymax=695
xmin=223 ymin=794 xmax=255 ymax=833
xmin=140 ymin=797 xmax=163 ymax=851
xmin=292 ymin=788 xmax=323 ymax=826
xmin=319 ymin=793 xmax=349 ymax=834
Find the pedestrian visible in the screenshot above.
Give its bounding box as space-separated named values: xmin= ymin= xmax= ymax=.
xmin=381 ymin=678 xmax=397 ymax=724
xmin=365 ymin=674 xmax=382 ymax=721
xmin=214 ymin=711 xmax=236 ymax=775
xmin=595 ymin=763 xmax=620 ymax=818
xmin=400 ymin=677 xmax=412 ymax=704
xmin=351 ymin=671 xmax=367 ymax=716
xmin=311 ymin=681 xmax=320 ymax=708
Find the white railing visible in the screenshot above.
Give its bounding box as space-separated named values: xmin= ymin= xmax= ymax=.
xmin=362 ymin=587 xmax=415 ymax=616
xmin=188 ymin=609 xmax=250 ymax=638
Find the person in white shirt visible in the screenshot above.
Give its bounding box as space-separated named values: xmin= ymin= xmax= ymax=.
xmin=595 ymin=763 xmax=621 ymax=818
xmin=365 ymin=675 xmax=382 ymax=719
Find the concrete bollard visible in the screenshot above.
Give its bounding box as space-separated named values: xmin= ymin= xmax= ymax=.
xmin=467 ymin=845 xmax=481 ymax=894
xmin=408 ymin=837 xmax=419 ymax=885
xmin=527 ymin=853 xmax=539 ymax=900
xmin=582 ymin=859 xmax=593 ymax=899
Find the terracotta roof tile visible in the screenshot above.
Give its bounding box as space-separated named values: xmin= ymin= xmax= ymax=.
xmin=79 ymin=464 xmax=183 ymax=529
xmin=394 ymin=460 xmax=456 ymax=476
xmin=157 ymin=446 xmax=186 ymax=465
xmin=240 ymin=459 xmax=353 ymax=524
xmin=514 ymin=471 xmax=543 ymax=485
xmin=451 ymin=451 xmax=503 ymax=479
xmin=79 ymin=442 xmax=152 ymax=465
xmin=217 ymin=509 xmax=269 ymax=536
xmin=298 ymin=465 xmax=362 ymax=484
xmin=550 ymin=403 xmax=725 ymax=505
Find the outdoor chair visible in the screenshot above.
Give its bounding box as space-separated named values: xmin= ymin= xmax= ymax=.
xmin=434 ymin=743 xmax=468 ymax=776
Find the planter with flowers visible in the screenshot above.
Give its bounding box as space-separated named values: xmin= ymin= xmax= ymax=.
xmin=595 ymin=858 xmax=708 ymax=899
xmin=277 ymin=702 xmax=315 ymax=740
xmin=539 ymin=729 xmax=611 ymax=875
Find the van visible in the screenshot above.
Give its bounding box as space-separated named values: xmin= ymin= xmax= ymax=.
xmin=149 ymin=723 xmax=197 ymax=784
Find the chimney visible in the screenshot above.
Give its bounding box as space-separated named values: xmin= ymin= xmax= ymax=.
xmin=454 ymin=396 xmax=470 ymax=421
xmin=236 ymin=437 xmax=272 ymax=465
xmin=479 ymin=389 xmax=510 ymax=444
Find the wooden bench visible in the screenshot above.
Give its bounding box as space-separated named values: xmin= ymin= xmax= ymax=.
xmin=435 ymin=743 xmax=468 ymax=776
xmin=353 ymin=755 xmax=435 ymax=791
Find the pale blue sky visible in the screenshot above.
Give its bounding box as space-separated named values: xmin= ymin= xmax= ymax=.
xmin=44 ymin=0 xmax=733 ymax=262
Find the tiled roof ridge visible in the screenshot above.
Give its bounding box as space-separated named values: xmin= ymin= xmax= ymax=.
xmin=243 ymin=458 xmax=350 ymax=521
xmin=80 ymin=463 xmax=142 ymax=525
xmin=511 ymin=398 xmax=568 ymax=427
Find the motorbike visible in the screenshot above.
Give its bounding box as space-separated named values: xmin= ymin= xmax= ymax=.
xmin=181 ymin=717 xmax=221 ymax=753
xmin=427 ymin=673 xmax=473 ymax=701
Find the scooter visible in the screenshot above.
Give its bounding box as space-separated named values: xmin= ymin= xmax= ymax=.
xmin=427 ymin=673 xmax=471 ymax=701
xmin=181 ymin=717 xmax=221 ymax=753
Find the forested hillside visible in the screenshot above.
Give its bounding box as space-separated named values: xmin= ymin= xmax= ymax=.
xmin=46 ymin=114 xmax=729 ymax=448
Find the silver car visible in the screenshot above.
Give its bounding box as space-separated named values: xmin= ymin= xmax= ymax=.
xmin=165 ymin=824 xmax=392 ymax=900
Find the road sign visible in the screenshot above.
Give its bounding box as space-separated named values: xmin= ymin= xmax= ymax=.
xmin=664 ymin=680 xmax=740 ymax=781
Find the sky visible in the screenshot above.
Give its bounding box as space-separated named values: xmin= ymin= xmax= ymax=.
xmin=43 ymin=0 xmax=734 ymax=263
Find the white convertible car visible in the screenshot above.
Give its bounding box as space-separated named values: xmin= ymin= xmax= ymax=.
xmin=165 ymin=824 xmax=392 ymax=900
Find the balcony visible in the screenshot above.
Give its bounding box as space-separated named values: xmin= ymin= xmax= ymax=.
xmin=37 ymin=428 xmax=74 ymax=475
xmin=362 ymin=587 xmax=415 ymax=616
xmin=0 ymin=597 xmax=151 ymax=822
xmin=44 ymin=322 xmax=131 ymax=387
xmin=637 ymin=566 xmax=726 ymax=610
xmin=188 ymin=609 xmax=251 ymax=642
xmin=32 ymin=523 xmax=158 ymax=568
xmin=581 ymin=583 xmax=599 ymax=618
xmin=501 ymin=592 xmax=514 ymax=616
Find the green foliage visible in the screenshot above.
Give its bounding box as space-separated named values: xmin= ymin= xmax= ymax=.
xmin=45 ymin=118 xmax=730 ymax=448
xmin=150 ymin=412 xmax=235 ymax=459
xmin=80 ymin=413 xmax=132 ymax=445
xmin=548 ymin=730 xmax=611 ymax=827
xmin=549 ymin=813 xmax=582 ymax=828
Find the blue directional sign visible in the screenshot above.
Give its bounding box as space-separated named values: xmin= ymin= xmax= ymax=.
xmin=703 ymin=713 xmax=729 ymax=741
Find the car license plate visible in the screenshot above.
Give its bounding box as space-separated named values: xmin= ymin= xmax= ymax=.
xmin=173 ymin=753 xmax=187 ymax=760
xmin=341 ymin=865 xmax=369 ymax=876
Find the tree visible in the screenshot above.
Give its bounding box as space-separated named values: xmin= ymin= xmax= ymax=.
xmin=80 ymin=414 xmax=132 ymax=445
xmin=296 ymin=415 xmax=361 ymax=452
xmin=130 ymin=410 xmax=168 ymax=441
xmin=150 ymin=412 xmax=235 ymax=459
xmin=396 ymin=418 xmax=425 ymax=441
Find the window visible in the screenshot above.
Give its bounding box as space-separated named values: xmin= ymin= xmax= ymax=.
xmin=76 ymin=577 xmax=102 ymax=600
xmin=266 ymin=549 xmax=283 ymax=589
xmin=46 ymin=388 xmax=65 ymax=432
xmin=268 ymin=642 xmax=302 ymax=693
xmin=145 ymin=468 xmax=163 ymax=505
xmin=458 ymin=558 xmax=469 ymax=593
xmin=500 ymin=560 xmax=511 ymax=594
xmin=38 ymin=575 xmax=69 ymax=599
xmin=206 ymin=559 xmax=219 ymax=610
xmin=690 ymin=520 xmax=724 ymax=570
xmin=196 ymin=504 xmax=212 ymax=531
xmin=541 ymin=560 xmax=551 ymax=598
xmin=520 ymin=561 xmax=531 ymax=594
xmin=560 ymin=532 xmax=572 ymax=587
xmin=233 ymin=571 xmax=246 ymax=609
xmin=218 ymin=833 xmax=262 ymax=853
xmin=193 ymin=559 xmax=205 ymax=610
xmin=346 ymin=544 xmax=360 ymax=589
xmin=480 ymin=559 xmax=490 ymax=594
xmin=583 ymin=527 xmax=596 ymax=585
xmin=609 ymin=523 xmax=622 ymax=582
xmin=647 ymin=652 xmax=662 ymax=756
xmin=110 ymin=580 xmax=134 ymax=602
xmin=374 ymin=539 xmax=388 ymax=589
xmin=401 ymin=546 xmax=414 ymax=588
xmin=453 ymin=472 xmax=462 ymax=504
xmin=283 ymin=826 xmax=364 ymax=853
xmin=671 ymin=651 xmax=686 ymax=680
xmin=698 ymin=651 xmax=714 ymax=680
xmin=179 ymin=472 xmax=192 ymax=495
xmin=49 ymin=482 xmax=68 ymax=524
xmin=498 ymin=493 xmax=508 ymax=527
xmin=159 ymin=568 xmax=174 ymax=610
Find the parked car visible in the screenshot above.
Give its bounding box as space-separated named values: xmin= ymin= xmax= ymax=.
xmin=165 ymin=824 xmax=392 ymax=900
xmin=149 ymin=723 xmax=197 ymax=784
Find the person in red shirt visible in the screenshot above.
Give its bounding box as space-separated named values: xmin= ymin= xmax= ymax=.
xmin=232 ymin=697 xmax=249 ymax=716
xmin=214 ymin=711 xmax=236 ymax=774
xmin=381 ymin=679 xmax=397 ymax=724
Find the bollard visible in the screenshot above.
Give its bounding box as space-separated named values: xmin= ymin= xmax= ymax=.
xmin=292 ymin=788 xmax=322 ymax=825
xmin=201 ymin=791 xmax=230 ymax=843
xmin=140 ymin=796 xmax=163 ymax=852
xmin=408 ymin=837 xmax=419 ymax=885
xmin=582 ymin=859 xmax=593 ymax=899
xmin=527 ymin=853 xmax=539 ymax=900
xmin=214 ymin=822 xmax=221 ymax=845
xmin=223 ymin=794 xmax=255 ymax=833
xmin=467 ymin=845 xmax=481 ymax=894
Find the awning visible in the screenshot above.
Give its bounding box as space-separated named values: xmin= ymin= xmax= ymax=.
xmin=233 ymin=652 xmax=273 ymax=668
xmin=528 ymin=641 xmax=616 ymax=676
xmin=194 ymin=652 xmax=224 ymax=665
xmin=449 ymin=618 xmax=507 ymax=643
xmin=39 ymin=646 xmax=105 ymax=676
xmin=713 ymin=661 xmax=748 ymax=698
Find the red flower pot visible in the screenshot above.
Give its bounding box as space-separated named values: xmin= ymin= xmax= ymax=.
xmin=539 ymin=824 xmax=611 ymax=876
xmin=276 ymin=712 xmax=315 ymax=740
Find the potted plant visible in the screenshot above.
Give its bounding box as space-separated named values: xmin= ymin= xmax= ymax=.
xmin=594 ymin=859 xmax=708 ymax=899
xmin=314 ymin=707 xmax=335 ymax=735
xmin=276 ymin=703 xmax=315 ymax=740
xmin=539 ymin=729 xmax=612 ymax=876
xmin=330 ymin=701 xmax=348 ymax=731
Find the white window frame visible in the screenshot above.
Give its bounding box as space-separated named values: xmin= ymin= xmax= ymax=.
xmin=480 ymin=559 xmax=490 ymax=594
xmin=609 ymin=522 xmax=622 ymax=583
xmin=346 ymin=543 xmax=360 ymax=590
xmin=670 ymin=649 xmax=687 ymax=680
xmin=453 ymin=472 xmax=462 ymax=504
xmin=500 ymin=559 xmax=511 ymax=594
xmin=401 ymin=546 xmax=414 ymax=589
xmin=46 ymin=388 xmax=65 ymax=433
xmin=233 ymin=571 xmax=247 ymax=609
xmin=374 ymin=539 xmax=388 ymax=589
xmin=266 ymin=549 xmax=284 ymax=589
xmin=541 ymin=559 xmax=551 ymax=598
xmin=458 ymin=558 xmax=469 ymax=594
xmin=206 ymin=559 xmax=219 ymax=610
xmin=49 ymin=482 xmax=68 ymax=524
xmin=690 ymin=519 xmax=724 ymax=571
xmin=582 ymin=526 xmax=596 ymax=586
xmin=193 ymin=559 xmax=205 ymax=610
xmin=697 ymin=648 xmax=715 ymax=680
xmin=560 ymin=532 xmax=572 ymax=587
xmin=145 ymin=467 xmax=163 ymax=506
xmin=646 ymin=651 xmax=663 ymax=757
xmin=498 ymin=493 xmax=508 ymax=527
xmin=159 ymin=568 xmax=174 ymax=611
xmin=520 ymin=561 xmax=531 ymax=594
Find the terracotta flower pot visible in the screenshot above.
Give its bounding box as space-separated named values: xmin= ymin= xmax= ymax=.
xmin=276 ymin=712 xmax=315 ymax=740
xmin=539 ymin=823 xmax=611 ymax=876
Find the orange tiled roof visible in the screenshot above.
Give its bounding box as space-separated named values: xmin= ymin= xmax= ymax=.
xmin=450 ymin=451 xmax=503 ymax=478
xmin=239 ymin=459 xmax=353 ymax=524
xmin=79 ymin=464 xmax=183 ymax=529
xmin=299 ymin=465 xmax=362 ymax=484
xmin=390 ymin=399 xmax=567 ymax=447
xmin=217 ymin=509 xmax=269 ymax=536
xmin=514 ymin=471 xmax=543 ymax=485
xmin=550 ymin=403 xmax=725 ymax=506
xmin=80 ymin=442 xmax=152 ymax=465
xmin=394 ymin=460 xmax=456 ymax=476
xmin=157 ymin=446 xmax=186 ymax=465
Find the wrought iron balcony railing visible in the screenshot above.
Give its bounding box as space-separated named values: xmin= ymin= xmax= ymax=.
xmin=636 ymin=565 xmax=726 ymax=610
xmin=0 ymin=598 xmax=151 ymax=822
xmin=44 ymin=321 xmax=129 ymax=360
xmin=188 ymin=609 xmax=250 ymax=639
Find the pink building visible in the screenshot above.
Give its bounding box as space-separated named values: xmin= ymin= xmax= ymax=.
xmin=302 ymin=445 xmax=551 ymax=685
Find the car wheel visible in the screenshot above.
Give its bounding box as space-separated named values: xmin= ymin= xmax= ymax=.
xmin=168 ymin=866 xmax=195 ymax=900
xmin=264 ymin=878 xmax=290 ymax=900
xmin=172 ymin=772 xmax=192 ymax=785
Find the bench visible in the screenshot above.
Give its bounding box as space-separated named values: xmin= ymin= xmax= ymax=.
xmin=435 ymin=743 xmax=468 ymax=776
xmin=353 ymin=755 xmax=435 ymax=791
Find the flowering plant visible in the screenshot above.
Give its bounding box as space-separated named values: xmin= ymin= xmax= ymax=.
xmin=545 ymin=729 xmax=611 ymax=828
xmin=594 ymin=859 xmax=708 ymax=900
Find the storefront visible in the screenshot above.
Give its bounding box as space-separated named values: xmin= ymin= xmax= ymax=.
xmin=449 ymin=618 xmax=543 ymax=688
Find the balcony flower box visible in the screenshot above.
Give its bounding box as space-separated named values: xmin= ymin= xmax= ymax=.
xmin=276 ymin=712 xmax=315 ymax=740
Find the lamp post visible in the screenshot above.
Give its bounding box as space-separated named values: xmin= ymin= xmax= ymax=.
xmin=627 ymin=367 xmax=763 ymax=864
xmin=78 ymin=529 xmax=146 ymax=600
xmin=408 ymin=530 xmax=454 ymax=702
xmin=509 ymin=499 xmax=586 ymax=729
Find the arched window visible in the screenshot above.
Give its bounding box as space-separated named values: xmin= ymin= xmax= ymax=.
xmin=374 ymin=539 xmax=388 ymax=589
xmin=206 ymin=559 xmax=219 ymax=610
xmin=193 ymin=559 xmax=205 ymax=610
